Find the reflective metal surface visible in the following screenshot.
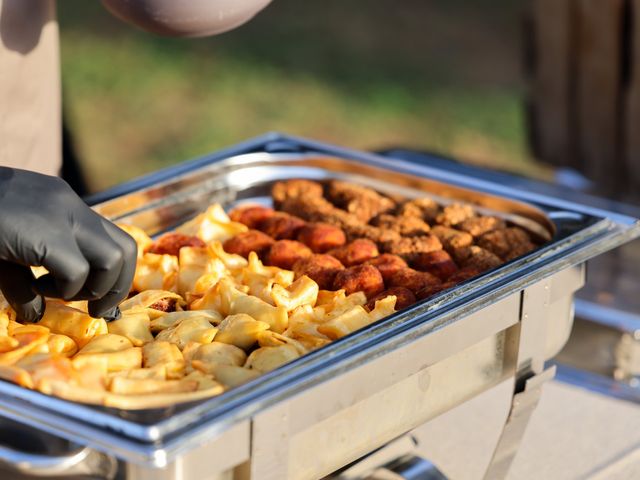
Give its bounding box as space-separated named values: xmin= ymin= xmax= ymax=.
xmin=94 ymin=154 xmax=557 ymax=242
xmin=0 ymin=444 xmax=117 ymax=479
xmin=0 ymin=134 xmax=636 ymax=478
xmin=555 ymin=302 xmax=640 ymax=386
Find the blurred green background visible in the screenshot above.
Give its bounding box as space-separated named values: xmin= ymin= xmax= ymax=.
xmin=58 ymin=0 xmax=542 ymax=192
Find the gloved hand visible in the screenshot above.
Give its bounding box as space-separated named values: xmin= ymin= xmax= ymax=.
xmin=0 ymin=168 xmax=137 ymax=322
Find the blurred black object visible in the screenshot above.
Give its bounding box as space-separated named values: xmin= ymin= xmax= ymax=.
xmin=61 ymin=112 xmax=89 ymax=197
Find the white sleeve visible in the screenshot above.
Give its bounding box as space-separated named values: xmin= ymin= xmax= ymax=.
xmin=101 ymin=0 xmax=272 ymax=38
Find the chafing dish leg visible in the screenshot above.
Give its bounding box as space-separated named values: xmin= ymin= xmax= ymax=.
xmin=483 ymin=278 xmax=559 ymax=480
xmin=482 ymin=367 xmax=555 ymax=480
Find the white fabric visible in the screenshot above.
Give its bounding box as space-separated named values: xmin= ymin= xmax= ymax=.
xmin=0 ymin=0 xmax=61 ymax=176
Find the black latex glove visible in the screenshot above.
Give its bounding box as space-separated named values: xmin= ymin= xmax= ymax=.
xmin=0 ymin=168 xmax=137 ymax=322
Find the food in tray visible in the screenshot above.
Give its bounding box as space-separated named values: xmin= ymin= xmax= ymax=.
xmin=0 ymin=179 xmax=540 ymax=409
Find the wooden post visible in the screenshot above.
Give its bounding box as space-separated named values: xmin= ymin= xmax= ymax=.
xmin=528 ymin=0 xmax=576 ymax=169
xmin=526 ymin=0 xmax=634 ymax=198
xmin=575 ymin=0 xmax=625 ymax=195
xmin=625 ymin=0 xmax=640 ymax=188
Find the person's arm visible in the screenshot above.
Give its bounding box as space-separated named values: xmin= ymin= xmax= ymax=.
xmin=101 ymin=0 xmax=273 ymax=38
xmin=0 ymin=168 xmax=137 ymax=322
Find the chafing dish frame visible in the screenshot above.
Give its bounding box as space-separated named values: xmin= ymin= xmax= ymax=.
xmin=0 ymin=133 xmax=637 ymax=479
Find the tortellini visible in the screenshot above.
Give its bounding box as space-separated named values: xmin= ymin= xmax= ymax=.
xmin=245 ymin=345 xmax=301 ymax=373
xmin=107 ymin=310 xmax=154 ymax=346
xmin=215 ymin=314 xmax=270 ymax=350
xmin=133 ymin=253 xmax=179 ymax=292
xmin=177 ymin=204 xmax=248 ymax=243
xmin=0 ymin=202 xmax=401 ymax=409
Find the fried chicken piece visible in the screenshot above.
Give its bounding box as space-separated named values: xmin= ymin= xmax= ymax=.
xmin=266 ymin=240 xmax=312 ymax=270
xmin=412 ymin=250 xmax=458 ymax=280
xmin=370 ymin=214 xmax=431 ymax=237
xmin=147 ymin=233 xmax=206 ymax=256
xmin=416 ymin=281 xmax=455 ymax=300
xmin=297 ymin=223 xmax=347 ymax=253
xmin=503 ymin=243 xmax=537 ymax=261
xmin=272 ymin=179 xmax=324 ymax=208
xmin=447 ymin=266 xmax=483 ymax=283
xmin=382 ymin=235 xmax=443 ymax=263
xmin=229 ymin=204 xmax=275 ymax=229
xmin=416 ymin=265 xmax=487 ymax=299
xmin=258 ymin=212 xmax=306 ymax=240
xmin=223 ymin=230 xmax=275 ymax=258
xmin=277 ymin=194 xmax=401 ymax=247
xmin=279 ymin=195 xmax=354 ymax=225
xmin=397 ymin=198 xmax=440 ymax=223
xmin=452 ymin=246 xmax=502 ymax=271
xmin=366 ymin=287 xmax=416 ymax=311
xmin=328 ymin=239 xmax=379 ymax=267
xmin=435 ymin=203 xmax=475 ymax=227
xmin=326 ymin=180 xmax=396 ymax=222
xmin=333 ymin=264 xmax=385 ymax=298
xmin=430 ymin=226 xmax=473 ymax=253
xmin=387 ymin=268 xmax=441 ymax=295
xmin=456 ymin=216 xmax=506 ymax=237
xmin=365 ymin=254 xmax=408 ymax=283
xmin=342 ymin=223 xmax=402 ymax=245
xmin=293 ymin=254 xmax=345 ymax=290
xmin=477 ymin=227 xmax=536 ymax=260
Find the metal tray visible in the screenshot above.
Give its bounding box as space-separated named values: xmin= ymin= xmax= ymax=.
xmin=0 ymin=134 xmax=637 ymax=473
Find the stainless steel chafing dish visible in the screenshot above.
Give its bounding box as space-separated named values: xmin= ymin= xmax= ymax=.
xmin=0 ymin=133 xmax=637 ymax=480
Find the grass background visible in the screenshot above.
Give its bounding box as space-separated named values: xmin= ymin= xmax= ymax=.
xmin=58 ymin=0 xmax=543 ymax=192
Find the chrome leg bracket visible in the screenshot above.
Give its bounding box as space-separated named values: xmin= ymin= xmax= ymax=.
xmin=483 ymin=278 xmax=556 ymax=480
xmin=482 ymin=366 xmax=556 ymax=480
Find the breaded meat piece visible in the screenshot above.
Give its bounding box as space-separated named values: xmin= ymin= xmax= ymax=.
xmin=477 ymin=227 xmax=535 ymax=260
xmin=259 ymin=212 xmax=306 ymax=240
xmin=266 ymin=240 xmax=312 ymax=270
xmin=293 ymin=254 xmax=345 ymax=290
xmin=223 ymin=230 xmax=275 ymax=258
xmin=365 ymin=254 xmax=408 ymax=283
xmin=278 ymin=193 xmax=402 ymax=248
xmin=229 ymin=204 xmax=275 ymax=229
xmin=387 ymin=268 xmax=441 ymax=295
xmin=326 ymin=180 xmax=396 ymax=222
xmin=503 ymin=243 xmax=537 ymax=261
xmin=333 ymin=264 xmax=385 ymax=298
xmin=452 ymin=246 xmax=502 ymax=271
xmin=435 ymin=203 xmax=475 ymax=227
xmin=370 ymin=214 xmax=431 ymax=237
xmin=416 ymin=281 xmax=455 ymax=300
xmin=446 ymin=266 xmax=483 ymax=283
xmin=430 ymin=226 xmax=473 ymax=253
xmin=148 ymin=233 xmax=206 ymax=256
xmin=342 ymin=223 xmax=402 ymax=245
xmin=382 ymin=235 xmax=443 ymax=263
xmin=411 ymin=250 xmax=458 ymax=280
xmin=276 ymin=191 xmax=400 ymax=245
xmin=328 ymin=239 xmax=379 ymax=267
xmin=272 ymin=179 xmax=324 ymax=208
xmin=397 ymin=198 xmax=440 ymax=223
xmin=279 ymin=195 xmax=355 ymax=225
xmin=456 ymin=216 xmax=505 ymax=237
xmin=297 ymin=223 xmax=347 ymax=253
xmin=366 ymin=287 xmax=416 ymax=311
